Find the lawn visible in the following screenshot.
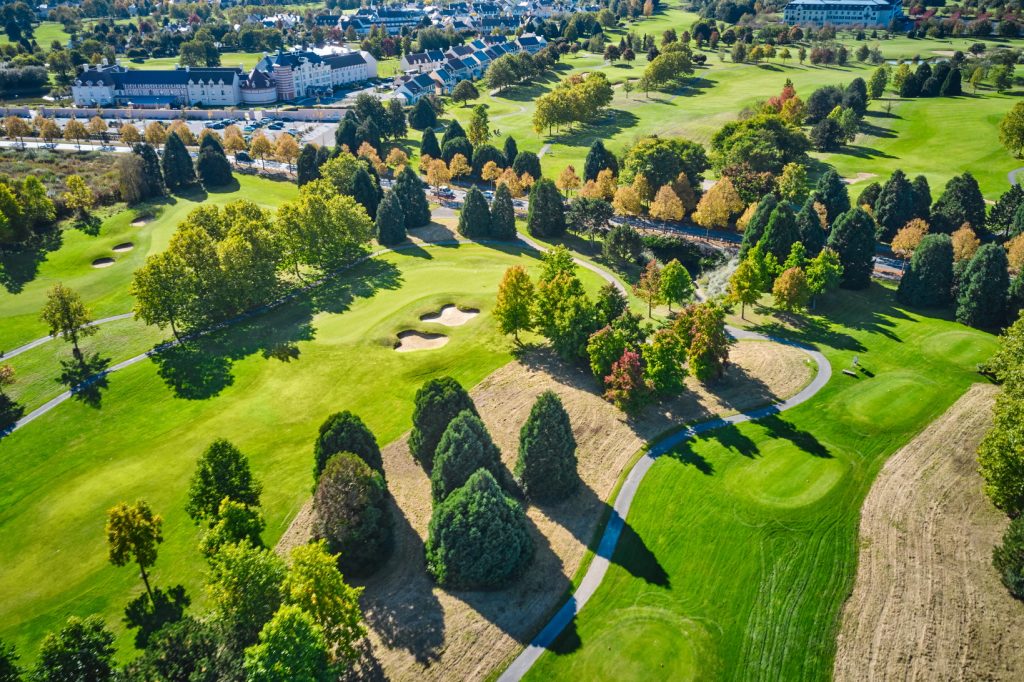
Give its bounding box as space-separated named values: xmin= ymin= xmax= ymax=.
xmin=0 ymin=175 xmax=297 ymax=352
xmin=0 ymin=242 xmax=610 ymax=661
xmin=524 ymin=284 xmax=999 ymax=680
xmin=0 ymin=21 xmax=70 ymax=47
xmin=128 ymin=51 xmax=266 ymax=71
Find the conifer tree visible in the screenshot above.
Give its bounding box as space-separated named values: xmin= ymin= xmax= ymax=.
xmin=132 ymin=143 xmax=165 ymax=199
xmin=409 ymin=377 xmax=478 ymax=469
xmin=826 ymin=207 xmax=876 ymax=289
xmin=162 ymin=132 xmax=196 ymax=190
xmin=296 ymin=144 xmax=320 ymax=186
xmin=896 ymin=233 xmax=954 ymax=308
xmin=393 ymin=165 xmax=431 ymax=229
xmin=196 ymin=134 xmax=233 ymax=188
xmin=758 ymin=203 xmax=801 ymax=261
xmin=515 ymin=391 xmax=579 ymax=503
xmin=873 ymin=169 xmax=915 ymax=241
xmin=526 ymin=178 xmax=566 ymax=237
xmin=457 ymin=186 xmax=491 ymax=238
xmin=738 ymin=194 xmax=777 ymax=257
xmin=490 ymin=183 xmax=517 ymax=239
xmin=375 ymin=190 xmax=406 ymax=246
xmin=956 ymin=243 xmax=1010 ymax=328
xmin=584 ymin=139 xmax=619 ymax=181
xmin=313 ymin=411 xmax=382 ymax=481
xmin=420 ymin=127 xmax=441 ymax=160
xmin=430 ymin=410 xmax=505 ymax=502
xmin=796 ymin=196 xmax=826 ymax=255
xmin=814 ymin=169 xmax=850 ymax=224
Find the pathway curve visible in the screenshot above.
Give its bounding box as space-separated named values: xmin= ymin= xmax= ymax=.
xmin=3 ymin=313 xmax=134 ymax=360
xmin=1009 ymin=167 xmax=1024 ymax=187
xmin=497 ymin=330 xmax=832 ymax=682
xmin=537 ymin=144 xmax=552 ymax=158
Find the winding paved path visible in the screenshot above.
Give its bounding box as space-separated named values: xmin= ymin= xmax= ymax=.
xmin=497 ymin=330 xmax=832 ymax=682
xmin=3 ymin=313 xmax=134 ymax=360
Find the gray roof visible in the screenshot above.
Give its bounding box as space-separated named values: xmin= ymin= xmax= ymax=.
xmin=323 ymin=52 xmax=368 ymax=68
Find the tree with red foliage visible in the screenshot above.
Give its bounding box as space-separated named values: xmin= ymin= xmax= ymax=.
xmin=603 ymin=350 xmax=651 ymax=413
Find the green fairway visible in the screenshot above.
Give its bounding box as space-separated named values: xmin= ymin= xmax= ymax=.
xmin=0 ymin=21 xmax=70 ymax=47
xmin=525 ymin=285 xmax=998 ymax=680
xmin=128 ymin=51 xmax=265 ymax=71
xmin=0 ymin=175 xmax=297 ymax=352
xmin=0 ymin=242 xmax=609 ymax=660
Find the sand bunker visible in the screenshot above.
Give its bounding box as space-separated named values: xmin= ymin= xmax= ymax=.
xmin=419 ymin=304 xmax=479 ymax=327
xmin=112 ymin=242 xmax=134 ymax=252
xmin=91 ymin=257 xmax=115 ymax=268
xmin=131 ymin=217 xmax=152 ymax=227
xmin=394 ymin=330 xmax=449 ymax=352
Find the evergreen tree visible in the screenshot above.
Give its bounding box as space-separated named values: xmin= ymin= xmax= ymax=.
xmin=296 ymin=144 xmax=320 ymax=186
xmin=512 ymin=151 xmax=542 ymax=179
xmin=409 ymin=377 xmax=478 ymax=469
xmin=418 ymin=128 xmax=441 ymax=160
xmin=393 ymin=165 xmax=431 ymax=229
xmin=931 ymin=172 xmax=986 ymax=233
xmin=583 ymin=139 xmax=619 ymax=181
xmin=911 ymin=174 xmax=932 ymax=220
xmin=161 ymin=132 xmax=196 ymax=190
xmin=758 ymin=203 xmax=801 ymax=261
xmin=738 ymin=194 xmax=777 ymax=258
xmin=351 ymin=167 xmax=380 ymax=219
xmin=814 ymin=168 xmax=850 ymax=224
xmin=856 ymin=181 xmax=882 ymax=210
xmin=940 ymin=67 xmax=962 ymax=96
xmin=375 ymin=190 xmax=407 ymax=246
xmin=515 ymin=391 xmax=579 ymax=503
xmin=990 ymin=183 xmax=1024 ymax=236
xmin=313 ymin=411 xmax=382 ymax=480
xmin=595 ymin=282 xmax=628 ymax=325
xmin=526 ymin=178 xmax=566 ymax=237
xmin=408 ymin=98 xmax=437 ymax=130
xmin=873 ymin=169 xmax=915 ymax=241
xmin=897 ymin=233 xmax=954 ymax=307
xmin=313 ymin=452 xmax=393 ymax=577
xmin=132 ymin=143 xmax=165 ymax=199
xmin=957 ymin=243 xmax=1010 ymax=328
xmin=335 ymin=117 xmax=358 ymax=151
xmin=195 ymin=136 xmax=233 ymax=188
xmin=503 ymin=136 xmax=519 ymax=169
xmin=442 ymin=119 xmax=466 ymax=148
xmin=826 ymin=208 xmax=876 ymax=289
xmin=472 ymin=143 xmax=505 ymax=177
xmin=355 ymin=119 xmax=382 ymax=152
xmin=797 ymin=196 xmax=826 ymax=255
xmin=457 ymin=186 xmax=491 ymax=238
xmin=430 ymin=410 xmax=505 ymax=502
xmin=490 ymin=183 xmax=517 ymax=239
xmin=425 ymin=469 xmax=533 ymax=589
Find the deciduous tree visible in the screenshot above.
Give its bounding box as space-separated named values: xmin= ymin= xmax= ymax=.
xmin=495 ymin=265 xmax=533 ymax=342
xmin=40 ymin=283 xmax=95 ymax=358
xmin=106 ymin=500 xmax=164 ymax=602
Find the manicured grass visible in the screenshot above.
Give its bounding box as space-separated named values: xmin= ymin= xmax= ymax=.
xmin=128 ymin=52 xmax=265 ymax=71
xmin=525 ymin=284 xmax=999 ymax=680
xmin=0 ymin=242 xmax=609 ymax=661
xmin=0 ymin=21 xmax=70 ymax=47
xmin=0 ymin=175 xmax=297 ymax=352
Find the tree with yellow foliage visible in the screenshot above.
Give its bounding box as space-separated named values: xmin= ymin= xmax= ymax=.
xmin=497 ymin=167 xmax=525 ymax=197
xmin=39 ymin=117 xmax=62 ymax=146
xmin=168 ymin=119 xmax=195 ymax=146
xmin=631 ymin=173 xmax=653 ymax=206
xmin=612 ymin=184 xmax=643 ymax=217
xmin=556 ymin=165 xmax=581 ymax=196
xmin=951 ymin=223 xmax=981 ymax=262
xmin=448 ymin=153 xmax=471 ymax=180
xmin=670 ymin=172 xmax=697 ymax=214
xmin=692 ymin=177 xmax=744 ymax=230
xmin=63 ymin=116 xmax=88 ymax=150
xmin=385 ymin=147 xmax=409 ymax=173
xmin=649 ymin=185 xmax=684 ymax=221
xmin=426 ymin=158 xmax=451 ymax=189
xmin=249 ymin=131 xmax=273 ymax=169
xmin=276 ymin=134 xmax=301 ymax=170
xmin=890 ymin=218 xmax=928 ymax=264
xmin=1007 ymin=233 xmax=1024 ymax=271
xmin=144 ymin=121 xmax=167 ymax=149
xmin=481 ymin=160 xmax=501 ymax=187
xmin=119 ymin=122 xmax=141 ymax=145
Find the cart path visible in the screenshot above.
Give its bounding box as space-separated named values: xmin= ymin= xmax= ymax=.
xmin=3 ymin=313 xmax=135 ymax=360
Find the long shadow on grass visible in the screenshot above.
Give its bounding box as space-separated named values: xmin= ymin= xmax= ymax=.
xmin=0 ymin=228 xmax=63 ymax=293
xmin=58 ymin=352 xmax=112 ymax=408
xmin=152 ymin=258 xmax=402 ymax=399
xmin=758 ymin=414 xmax=832 ymax=458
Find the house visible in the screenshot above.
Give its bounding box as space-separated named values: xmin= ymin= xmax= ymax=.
xmin=395 ymin=72 xmax=438 ymax=103
xmin=515 ymin=33 xmax=547 ymax=54
xmin=783 ymin=0 xmax=904 ymax=26
xmin=399 ymin=49 xmax=447 ymax=72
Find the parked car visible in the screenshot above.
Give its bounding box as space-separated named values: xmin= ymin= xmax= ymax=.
xmin=243 ymin=125 xmax=256 ymax=133
xmin=235 ymin=151 xmax=253 ymax=163
xmin=436 ymin=187 xmax=455 ymax=198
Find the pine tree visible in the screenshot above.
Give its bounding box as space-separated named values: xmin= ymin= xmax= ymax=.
xmin=161 ymin=132 xmax=195 ymax=191
xmin=931 ymin=172 xmax=986 ymax=233
xmin=313 ymin=411 xmax=382 ymax=481
xmin=393 ymin=165 xmax=431 ymax=229
xmin=940 ymin=67 xmax=962 ymax=96
xmin=408 ymin=98 xmax=437 ymax=130
xmin=375 ymin=190 xmax=406 ymax=246
xmin=584 ymin=139 xmax=619 ymax=181
xmin=296 ymin=144 xmax=320 ymax=186
xmin=409 ymin=377 xmax=478 ymax=469
xmin=515 ymin=391 xmax=578 ymax=503
xmin=430 ymin=410 xmax=505 ymax=502
xmin=957 ymin=243 xmax=1010 ymax=328
xmin=441 ymin=119 xmax=466 ymax=148
xmin=132 ymin=143 xmax=165 ymax=199
xmin=758 ymin=203 xmax=801 ymax=261
xmin=873 ymin=169 xmax=915 ymax=241
xmin=797 ymin=196 xmax=826 ymax=255
xmin=490 ymin=183 xmax=517 ymax=239
xmin=503 ymin=136 xmax=519 ymax=169
xmin=911 ymin=174 xmax=932 ymax=220
xmin=351 ymin=167 xmax=380 ymax=219
xmin=896 ymin=234 xmax=954 ymax=307
xmin=826 ymin=207 xmax=876 ymax=289
xmin=526 ymin=178 xmax=566 ymax=237
xmin=457 ymin=186 xmax=491 ymax=238
xmin=738 ymin=194 xmax=777 ymax=257
xmin=195 ymin=135 xmax=232 ymax=188
xmin=815 ymin=169 xmax=850 ymax=225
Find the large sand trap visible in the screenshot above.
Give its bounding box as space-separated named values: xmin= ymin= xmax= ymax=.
xmin=131 ymin=218 xmax=151 ymax=227
xmin=835 ymin=383 xmax=1024 ymax=681
xmin=91 ymin=257 xmax=115 ymax=268
xmin=420 ymin=304 xmax=479 ymax=327
xmin=112 ymin=242 xmax=134 ymax=253
xmin=394 ymin=330 xmax=449 ymax=352
xmin=278 ymin=339 xmax=815 ymax=681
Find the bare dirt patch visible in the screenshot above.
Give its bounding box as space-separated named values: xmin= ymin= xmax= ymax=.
xmin=406 ymin=221 xmax=458 ymax=245
xmin=420 ymin=304 xmax=479 ymax=327
xmin=91 ymin=257 xmax=115 ymax=268
xmin=835 ymin=383 xmax=1024 ymax=682
xmin=394 ymin=331 xmax=449 ymax=352
xmin=131 ymin=218 xmax=151 ymax=227
xmin=843 ymin=172 xmax=878 ymax=185
xmin=279 ymin=339 xmax=813 ymax=680
xmin=112 ymin=242 xmax=134 ymax=252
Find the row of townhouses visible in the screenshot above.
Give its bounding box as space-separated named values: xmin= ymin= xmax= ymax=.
xmin=393 ymin=33 xmax=546 ymax=103
xmin=71 ymin=48 xmax=377 ymax=107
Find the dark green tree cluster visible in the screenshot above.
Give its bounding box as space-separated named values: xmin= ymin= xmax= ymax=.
xmin=515 ymin=391 xmax=579 ymax=503
xmin=296 ymin=143 xmax=330 ymax=187
xmin=375 ymin=189 xmax=407 ymax=246
xmin=195 ymin=134 xmax=233 ymax=189
xmin=826 ymin=207 xmax=876 ymax=289
xmin=393 ymin=165 xmax=432 ymax=230
xmin=132 ymin=143 xmax=166 ymax=202
xmin=931 ymin=172 xmax=986 ymax=234
xmin=409 ymin=376 xmax=478 ymax=469
xmin=526 ymin=178 xmax=566 ymax=238
xmin=430 ymin=410 xmax=506 ymax=502
xmin=161 ymin=131 xmax=196 ymax=191
xmin=314 ymin=411 xmax=383 ymax=480
xmin=957 ymin=243 xmax=1010 ymax=328
xmin=897 ymin=234 xmax=954 ymax=307
xmin=0 ymin=174 xmax=57 ymax=244
xmin=584 ymin=139 xmax=619 ymax=182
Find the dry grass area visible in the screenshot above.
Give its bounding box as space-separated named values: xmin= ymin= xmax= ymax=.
xmin=278 ymin=339 xmax=814 ymax=681
xmin=835 ymin=383 xmax=1024 ymax=682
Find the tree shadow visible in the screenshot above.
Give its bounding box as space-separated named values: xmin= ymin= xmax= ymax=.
xmin=544 ymin=110 xmax=640 ymax=149
xmin=749 ymin=315 xmax=866 ymax=352
xmin=206 ymin=177 xmax=241 ymax=193
xmin=758 ymin=414 xmax=832 ymax=458
xmin=0 ymin=393 xmax=25 ymax=434
xmin=695 ymin=422 xmax=759 ymax=458
xmin=835 ymin=144 xmax=898 ymax=160
xmin=57 ymin=352 xmax=111 ymax=408
xmin=74 ymin=213 xmax=103 ymax=236
xmin=0 ymin=228 xmax=63 ymax=293
xmin=152 ymin=341 xmax=234 ymax=400
xmin=612 ymin=517 xmax=669 ymax=587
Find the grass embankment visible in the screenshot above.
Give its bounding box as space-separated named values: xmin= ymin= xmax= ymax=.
xmin=0 ymin=242 xmax=609 ymax=661
xmin=525 ymin=284 xmax=998 ymax=680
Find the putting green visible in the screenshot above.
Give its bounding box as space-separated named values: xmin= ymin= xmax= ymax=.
xmin=920 ymin=330 xmax=999 ymax=367
xmin=831 ymin=371 xmax=941 ymax=433
xmin=725 ymin=441 xmax=849 ymax=510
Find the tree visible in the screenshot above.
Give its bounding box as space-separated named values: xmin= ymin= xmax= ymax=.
xmin=375 ymin=190 xmax=406 ymax=246
xmin=409 ymin=377 xmax=478 ymax=468
xmin=805 ymin=247 xmax=844 ymax=304
xmin=0 ymin=364 xmax=13 ymax=400
xmin=457 ymin=186 xmax=491 ymax=239
xmin=515 ymin=391 xmax=578 ymax=503
xmin=118 ymin=155 xmax=148 ymax=206
xmin=556 ymin=165 xmax=582 ymax=196
xmin=534 ymin=269 xmax=600 ymax=361
xmin=621 ymin=136 xmax=707 ymax=189
xmin=612 ymin=185 xmax=643 ymax=217
xmin=196 ymin=139 xmax=233 ymax=189
xmin=242 ymin=605 xmax=331 ymax=682
xmin=526 ymin=178 xmax=566 ymax=237
xmin=409 ymin=98 xmax=438 ymax=130
xmin=38 ymin=118 xmax=61 ymax=146
xmin=297 ymin=145 xmax=321 ymax=186
xmin=868 ymin=66 xmax=889 ymax=99
xmin=274 ymin=134 xmax=300 ymax=171
xmin=826 ymin=208 xmax=876 ymax=289
xmin=393 ymin=166 xmax=431 ymax=229
xmin=448 ymin=153 xmax=471 ymax=180
xmin=692 ymin=177 xmax=744 ymax=230
xmin=642 ymin=327 xmax=687 ymax=396
xmin=133 ymin=143 xmax=165 ymax=199
xmin=633 ymin=259 xmax=662 ymax=317
xmin=978 ymin=392 xmax=1024 ymax=515
xmin=61 ymin=175 xmax=94 ymax=220
xmin=207 ymin=539 xmax=286 ymax=649
xmin=896 ymin=233 xmax=954 ymax=308
xmin=604 ymin=349 xmax=650 ymax=412
xmin=957 ymin=243 xmax=1010 ymax=328
xmin=603 ymin=224 xmax=644 ymax=265
xmin=144 ymin=122 xmax=167 ymax=149
xmin=584 ymin=139 xmax=618 ymax=182
xmin=495 ymin=265 xmax=533 ymax=342
xmin=952 ymin=224 xmax=981 ymax=262
xmin=284 ymin=541 xmax=365 ymax=664
xmin=63 ymin=117 xmax=88 ymax=150
xmin=442 ymin=119 xmax=467 ymax=148
xmin=452 ymin=79 xmax=479 ymax=106
xmin=931 ymin=172 xmax=986 ymax=233
xmin=810 ymin=118 xmax=844 ymax=152
xmin=873 ymin=169 xmax=915 ymax=241
xmin=34 ymin=616 xmax=115 ymax=682
xmin=467 ymin=104 xmax=490 ymax=146
xmin=675 ymin=302 xmax=731 ymax=382
xmin=1001 ymin=101 xmax=1024 ymax=158
xmin=490 ymin=183 xmax=517 ymax=240
xmin=503 ymin=136 xmax=520 ymax=170
xmin=87 ymin=115 xmax=108 ymax=143
xmin=0 ymin=639 xmax=18 ymax=682
xmin=314 ymin=411 xmax=382 ymax=480
xmin=186 ymin=439 xmax=262 ymax=524
xmin=162 ymin=131 xmax=196 ymax=190
xmin=512 ymin=151 xmax=542 ymax=180
xmin=739 ymin=194 xmax=779 ymax=257
xmin=200 ymin=498 xmax=266 ymax=559
xmin=660 ymin=259 xmax=694 ymax=312
xmin=106 ymin=500 xmax=163 ymax=603
xmin=993 ymin=516 xmax=1024 ymax=599
xmin=431 ymin=410 xmax=505 ymax=502
xmin=313 ymin=452 xmax=392 ymax=577
xmin=131 ymin=252 xmax=189 ymax=341
xmin=777 ymin=162 xmax=808 ymax=203
xmin=640 ymin=49 xmax=695 ymax=92
xmin=729 ymin=256 xmax=767 ymax=319
xmin=566 ymin=197 xmax=612 ymax=242
xmin=649 ymin=185 xmax=684 ymax=221
xmin=40 ymin=283 xmax=95 ymax=358
xmin=759 ymin=204 xmax=801 ymax=261
xmin=772 ymin=266 xmax=811 ymax=311
xmin=350 ymin=167 xmax=381 ymax=219
xmin=815 ymin=169 xmax=851 ymax=225
xmin=249 ymin=132 xmax=273 ymax=169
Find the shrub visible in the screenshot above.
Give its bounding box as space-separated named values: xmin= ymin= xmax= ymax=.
xmin=993 ymin=515 xmax=1024 ymax=599
xmin=515 ymin=391 xmax=579 ymax=503
xmin=409 ymin=377 xmax=478 ymax=468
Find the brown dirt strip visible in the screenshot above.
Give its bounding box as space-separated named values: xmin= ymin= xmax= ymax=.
xmin=834 ymin=383 xmax=1024 ymax=682
xmin=278 ymin=340 xmax=814 ymax=680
